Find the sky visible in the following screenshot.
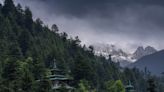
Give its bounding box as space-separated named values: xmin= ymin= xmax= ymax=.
xmin=1 ymin=0 xmax=164 ymax=52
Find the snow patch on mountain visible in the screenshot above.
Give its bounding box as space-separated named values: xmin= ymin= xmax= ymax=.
xmin=93 ymin=43 xmax=157 ymax=67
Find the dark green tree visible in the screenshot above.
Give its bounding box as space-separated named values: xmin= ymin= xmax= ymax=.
xmin=73 ymin=54 xmax=94 ymax=84
xmin=2 ymin=0 xmax=15 ymax=16
xmin=1 ymin=58 xmax=20 ymax=92
xmin=37 ymin=79 xmax=51 ymax=92
xmin=18 ymin=30 xmax=31 ymax=56
xmin=147 ymin=78 xmax=156 ymax=92
xmin=51 ymin=24 xmax=59 ymax=32
xmin=25 ymin=7 xmax=33 ymax=31
xmin=16 ymin=4 xmax=24 ymax=26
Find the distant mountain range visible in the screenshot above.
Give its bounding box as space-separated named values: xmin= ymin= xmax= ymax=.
xmin=93 ymin=43 xmax=164 ymax=76
xmin=93 ymin=44 xmax=157 ymax=67
xmin=129 ymin=50 xmax=164 ymax=76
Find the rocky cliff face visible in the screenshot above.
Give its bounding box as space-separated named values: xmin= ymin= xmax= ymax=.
xmin=132 ymin=46 xmax=157 ymax=60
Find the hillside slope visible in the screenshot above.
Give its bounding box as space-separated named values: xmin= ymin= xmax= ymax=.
xmin=129 ymin=50 xmax=164 ymax=76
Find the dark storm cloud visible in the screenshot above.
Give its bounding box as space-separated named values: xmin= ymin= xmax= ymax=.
xmin=13 ymin=0 xmax=164 ymax=51
xmin=28 ymin=0 xmax=164 ymax=29
xmin=26 ymin=0 xmax=164 ymax=17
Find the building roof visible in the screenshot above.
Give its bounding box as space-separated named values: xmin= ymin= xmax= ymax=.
xmin=125 ymin=85 xmax=134 ymax=88
xmin=49 ymin=77 xmax=70 ymax=81
xmin=47 ymin=74 xmax=65 ymax=78
xmin=125 ymin=81 xmax=134 ymax=89
xmin=52 ymin=85 xmax=74 ymax=90
xmin=51 ymin=68 xmax=61 ymax=72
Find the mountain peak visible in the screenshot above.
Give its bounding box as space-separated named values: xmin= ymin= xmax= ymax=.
xmin=145 ymin=46 xmax=157 ymax=52
xmin=133 ymin=46 xmax=157 ymax=60
xmin=137 ymin=46 xmax=144 ymax=50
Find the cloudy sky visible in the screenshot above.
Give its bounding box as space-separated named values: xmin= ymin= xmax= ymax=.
xmin=1 ymin=0 xmax=164 ymax=52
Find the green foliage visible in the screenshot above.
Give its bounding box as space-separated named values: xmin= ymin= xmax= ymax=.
xmin=105 ymin=80 xmax=125 ymax=92
xmin=115 ymin=80 xmax=125 ymax=92
xmin=77 ymin=80 xmax=90 ymax=92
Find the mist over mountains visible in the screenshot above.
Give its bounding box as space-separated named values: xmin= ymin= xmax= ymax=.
xmin=93 ymin=44 xmax=157 ymax=67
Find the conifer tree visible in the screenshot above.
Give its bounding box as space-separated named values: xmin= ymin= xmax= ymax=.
xmin=147 ymin=78 xmax=156 ymax=92
xmin=25 ymin=7 xmax=33 ymax=31
xmin=2 ymin=0 xmax=15 ymax=16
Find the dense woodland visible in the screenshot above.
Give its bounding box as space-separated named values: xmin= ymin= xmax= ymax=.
xmin=0 ymin=0 xmax=164 ymax=92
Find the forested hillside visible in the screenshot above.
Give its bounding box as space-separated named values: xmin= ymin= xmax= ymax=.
xmin=0 ymin=0 xmax=163 ymax=92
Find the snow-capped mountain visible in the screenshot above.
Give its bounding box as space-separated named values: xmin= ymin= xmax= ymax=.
xmin=132 ymin=46 xmax=157 ymax=60
xmin=93 ymin=44 xmax=157 ymax=67
xmin=93 ymin=44 xmax=134 ymax=67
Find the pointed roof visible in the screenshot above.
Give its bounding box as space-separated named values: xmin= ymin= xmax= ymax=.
xmin=125 ymin=80 xmax=134 ymax=88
